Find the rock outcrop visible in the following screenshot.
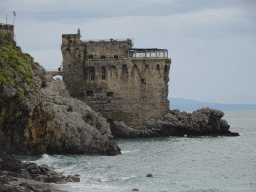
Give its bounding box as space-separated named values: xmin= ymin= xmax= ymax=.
xmin=109 ymin=108 xmax=239 ymax=138
xmin=0 ymin=32 xmax=120 ymax=156
xmin=0 ymin=151 xmax=78 ymax=192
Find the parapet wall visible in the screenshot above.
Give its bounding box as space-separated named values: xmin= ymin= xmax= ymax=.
xmin=85 ymin=39 xmax=133 ymax=59
xmin=0 ymin=24 xmax=14 ymax=32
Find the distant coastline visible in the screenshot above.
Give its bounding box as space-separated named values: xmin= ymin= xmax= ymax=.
xmin=169 ymin=98 xmax=256 ymax=111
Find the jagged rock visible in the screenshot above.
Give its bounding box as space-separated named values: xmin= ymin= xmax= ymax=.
xmin=0 ymin=59 xmax=120 ymax=156
xmin=0 ymin=151 xmax=80 ymax=191
xmin=110 ymin=107 xmax=239 ymax=138
xmin=0 ymin=152 xmax=21 ymax=172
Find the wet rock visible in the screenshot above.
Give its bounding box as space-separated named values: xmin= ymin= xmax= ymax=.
xmin=146 ymin=174 xmax=153 ymax=177
xmin=0 ymin=151 xmax=80 ymax=191
xmin=133 ymin=189 xmax=139 ymax=191
xmin=0 ymin=152 xmax=21 ymax=172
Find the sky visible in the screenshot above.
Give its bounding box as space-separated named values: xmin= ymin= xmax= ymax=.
xmin=1 ymin=0 xmax=256 ymax=104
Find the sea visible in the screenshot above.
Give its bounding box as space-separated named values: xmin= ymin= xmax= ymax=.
xmin=16 ymin=110 xmax=256 ymax=192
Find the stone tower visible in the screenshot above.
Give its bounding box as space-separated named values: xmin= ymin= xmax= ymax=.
xmin=61 ymin=29 xmax=171 ymax=128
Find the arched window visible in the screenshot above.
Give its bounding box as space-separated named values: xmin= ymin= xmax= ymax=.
xmin=101 ymin=55 xmax=106 ymax=59
xmin=114 ymin=55 xmax=119 ymax=59
xmin=88 ymin=55 xmax=93 ymax=59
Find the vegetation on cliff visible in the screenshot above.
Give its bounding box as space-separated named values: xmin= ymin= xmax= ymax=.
xmin=0 ymin=31 xmax=121 ymax=156
xmin=0 ymin=31 xmax=34 ymax=89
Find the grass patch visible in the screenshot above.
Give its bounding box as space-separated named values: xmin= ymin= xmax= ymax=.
xmin=17 ymin=87 xmax=24 ymax=94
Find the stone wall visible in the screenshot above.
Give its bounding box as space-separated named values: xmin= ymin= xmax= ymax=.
xmin=61 ymin=31 xmax=86 ymax=99
xmin=0 ymin=24 xmax=14 ymax=32
xmin=85 ymin=39 xmax=133 ymax=59
xmin=84 ymin=58 xmax=170 ymax=127
xmin=61 ymin=29 xmax=171 ymax=128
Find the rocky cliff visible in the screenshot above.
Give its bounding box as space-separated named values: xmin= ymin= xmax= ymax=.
xmin=0 ymin=31 xmax=120 ymax=156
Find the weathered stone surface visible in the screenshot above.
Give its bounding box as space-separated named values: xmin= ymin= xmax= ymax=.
xmin=61 ymin=30 xmax=171 ymax=128
xmin=0 ymin=152 xmax=21 ymax=172
xmin=109 ymin=107 xmax=239 ymax=138
xmin=0 ymin=55 xmax=120 ymax=156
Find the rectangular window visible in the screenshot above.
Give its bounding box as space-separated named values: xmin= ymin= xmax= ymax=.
xmin=107 ymin=92 xmax=113 ymax=97
xmin=101 ymin=67 xmax=106 ymax=80
xmin=86 ymin=91 xmax=93 ymax=96
xmin=89 ymin=67 xmax=95 ymax=80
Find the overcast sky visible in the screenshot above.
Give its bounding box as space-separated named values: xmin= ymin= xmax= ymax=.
xmin=1 ymin=0 xmax=255 ymax=104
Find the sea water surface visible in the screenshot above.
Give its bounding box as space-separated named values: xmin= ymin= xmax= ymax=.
xmin=17 ymin=110 xmax=256 ymax=192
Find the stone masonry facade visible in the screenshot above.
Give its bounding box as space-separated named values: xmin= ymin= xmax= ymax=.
xmin=61 ymin=29 xmax=171 ymax=128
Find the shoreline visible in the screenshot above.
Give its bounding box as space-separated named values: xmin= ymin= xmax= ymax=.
xmin=0 ymin=151 xmax=79 ymax=192
xmin=8 ymin=177 xmax=68 ymax=192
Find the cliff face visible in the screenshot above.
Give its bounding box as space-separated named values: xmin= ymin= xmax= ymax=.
xmin=0 ymin=31 xmax=120 ymax=155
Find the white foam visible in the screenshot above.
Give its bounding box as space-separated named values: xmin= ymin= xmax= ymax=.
xmin=121 ymin=150 xmax=140 ymax=154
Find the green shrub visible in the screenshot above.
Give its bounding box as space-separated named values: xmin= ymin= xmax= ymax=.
xmin=17 ymin=65 xmax=26 ymax=74
xmin=165 ymin=58 xmax=171 ymax=63
xmin=8 ymin=67 xmax=15 ymax=73
xmin=1 ymin=70 xmax=12 ymax=78
xmin=0 ymin=51 xmax=9 ymax=60
xmin=17 ymin=87 xmax=24 ymax=94
xmin=26 ymin=78 xmax=35 ymax=85
xmin=0 ymin=73 xmax=7 ymax=85
xmin=25 ymin=71 xmax=33 ymax=78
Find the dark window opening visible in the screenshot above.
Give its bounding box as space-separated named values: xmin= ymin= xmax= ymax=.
xmin=89 ymin=67 xmax=95 ymax=80
xmin=165 ymin=65 xmax=168 ymax=70
xmin=86 ymin=91 xmax=93 ymax=96
xmin=69 ymin=40 xmax=72 ymax=43
xmin=114 ymin=55 xmax=119 ymax=59
xmin=141 ymin=78 xmax=146 ymax=84
xmin=111 ymin=66 xmax=116 ymax=70
xmin=88 ymin=55 xmax=93 ymax=59
xmin=145 ymin=65 xmax=149 ymax=68
xmin=122 ymin=65 xmax=127 ymax=69
xmin=107 ymin=92 xmax=113 ymax=97
xmin=69 ymin=65 xmax=71 ymax=68
xmin=101 ymin=67 xmax=106 ymax=80
xmin=101 ymin=55 xmax=106 ymax=59
xmin=157 ymin=64 xmax=160 ymax=70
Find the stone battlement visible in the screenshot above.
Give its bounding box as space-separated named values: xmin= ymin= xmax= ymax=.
xmin=0 ymin=23 xmax=14 ymax=32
